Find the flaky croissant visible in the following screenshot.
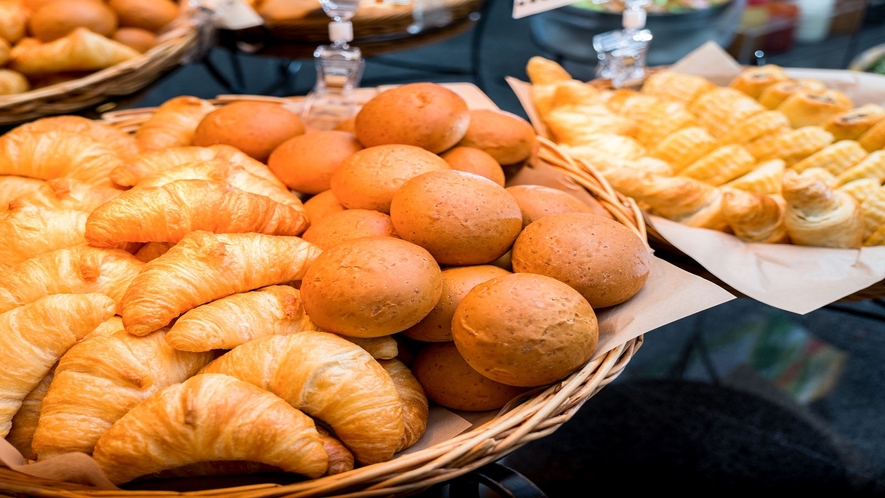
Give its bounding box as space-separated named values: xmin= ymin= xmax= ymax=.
xmin=120 ymin=231 xmax=322 ymax=336
xmin=84 ymin=179 xmax=310 ymax=247
xmin=9 ymin=115 xmax=139 ymax=160
xmin=782 ymin=169 xmax=864 ymax=248
xmin=134 ymin=96 xmax=217 ymax=151
xmin=0 ymin=293 xmax=116 ymax=437
xmin=30 ymin=324 xmax=215 ymax=460
xmin=199 ymin=332 xmax=407 ymax=465
xmin=5 ymin=364 xmax=54 ymax=460
xmin=8 ymin=177 xmax=124 ymax=213
xmin=9 ymin=27 xmax=140 ymax=75
xmin=92 ymin=373 xmax=330 ymax=485
xmin=378 ymin=358 xmax=428 ymax=451
xmin=0 ymin=175 xmax=46 ymax=209
xmin=0 ymin=244 xmax=144 ymax=315
xmin=0 ymin=204 xmax=88 ymax=271
xmin=721 ymin=189 xmax=790 ymax=244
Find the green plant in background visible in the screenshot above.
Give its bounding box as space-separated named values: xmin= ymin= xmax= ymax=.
xmin=571 ymin=0 xmax=730 ymax=14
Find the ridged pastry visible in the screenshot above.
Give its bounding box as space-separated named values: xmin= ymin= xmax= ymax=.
xmin=120 ymin=231 xmax=321 ymax=336
xmin=9 ymin=27 xmax=140 ymax=75
xmin=0 ymin=204 xmax=88 ymax=271
xmin=835 ymin=150 xmax=885 ymax=186
xmin=564 ymin=147 xmax=672 ymax=176
xmin=721 ymin=188 xmax=789 ymax=244
xmin=560 ymin=133 xmax=646 ymax=161
xmin=688 ymin=87 xmax=766 ymax=139
xmin=92 ymin=373 xmax=330 ymax=485
xmin=199 ymin=332 xmax=411 ymax=465
xmin=728 ymin=64 xmax=791 ymax=100
xmin=84 ymin=179 xmax=311 ymax=247
xmin=722 ymin=158 xmax=786 ymax=195
xmin=639 ymin=70 xmax=716 ymax=105
xmin=716 ymin=110 xmax=791 ymax=146
xmin=747 ymin=126 xmax=834 ymax=165
xmin=858 ymin=118 xmax=885 ymax=152
xmin=0 ymin=293 xmax=116 ymax=437
xmin=0 ymin=244 xmax=143 ymax=315
xmin=781 ymin=169 xmax=864 ymax=248
xmin=823 ymin=103 xmax=885 ymax=141
xmin=134 ymin=96 xmax=217 ymax=151
xmin=790 ymin=140 xmax=868 ymax=175
xmin=634 ymin=100 xmax=697 ymax=147
xmin=775 ymin=88 xmax=854 ymax=129
xmin=859 ymin=187 xmax=885 ymax=240
xmin=757 ymin=79 xmax=828 ymax=110
xmin=838 ymin=177 xmax=881 ymax=204
xmin=30 ymin=325 xmax=215 ymax=459
xmin=603 ymin=89 xmax=661 ymax=122
xmin=8 ymin=116 xmax=139 ymax=160
xmin=543 ymin=104 xmax=637 ymax=146
xmin=678 ymin=144 xmax=756 ymax=186
xmin=648 ymin=126 xmax=717 ymax=173
xmin=864 ymin=222 xmax=885 ymax=246
xmin=797 ymin=167 xmax=838 ymax=188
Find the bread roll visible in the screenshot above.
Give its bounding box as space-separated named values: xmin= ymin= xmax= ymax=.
xmin=111 ymin=27 xmax=158 ymax=53
xmin=0 ymin=2 xmax=27 ymax=43
xmin=456 ymin=109 xmax=537 ymax=165
xmin=28 ymin=0 xmax=118 ymax=42
xmin=193 ymin=101 xmax=306 ymax=162
xmin=440 ymin=146 xmax=505 ymax=187
xmin=301 ymin=208 xmax=399 ymax=250
xmin=506 ymin=184 xmax=612 ymax=227
xmin=303 ymin=189 xmax=346 ymax=223
xmin=108 ymin=0 xmax=179 ymax=32
xmin=268 ymin=130 xmax=363 ymax=194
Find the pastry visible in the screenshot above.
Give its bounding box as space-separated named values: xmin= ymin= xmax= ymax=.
xmin=92 ymin=373 xmax=329 ymax=485
xmin=639 ymin=70 xmax=716 ymax=105
xmin=721 ymin=188 xmax=789 ymax=244
xmin=678 ymin=144 xmax=756 ymax=186
xmin=823 ymin=103 xmax=885 ymax=141
xmin=9 ymin=115 xmax=139 ymax=159
xmin=0 ymin=204 xmax=88 ymax=271
xmin=716 ymin=110 xmax=791 ymax=146
xmin=134 ymin=96 xmax=217 ymax=151
xmin=757 ymin=79 xmax=828 ymax=110
xmin=722 ymin=158 xmax=786 ymax=195
xmin=835 ymin=150 xmax=885 ymax=186
xmin=132 ymin=241 xmax=174 ymax=263
xmin=838 ymin=177 xmax=880 ymax=205
xmin=119 ymin=231 xmax=321 ymax=336
xmin=634 ymin=100 xmax=698 ymax=148
xmin=859 ymin=186 xmax=885 ymax=240
xmin=9 ymin=177 xmax=123 ymax=213
xmin=0 ymin=69 xmax=30 ymax=95
xmin=776 ymin=88 xmax=854 ymax=128
xmin=747 ymin=125 xmax=834 ymax=165
xmin=647 ymin=126 xmax=718 ymax=173
xmin=687 ymin=87 xmax=766 ymax=139
xmin=781 ymin=169 xmax=864 ymax=248
xmin=790 ymin=140 xmax=868 ymax=176
xmin=858 ymin=118 xmax=885 ymax=152
xmin=728 ymin=64 xmax=791 ymax=99
xmin=543 ymin=103 xmax=637 ymax=146
xmin=377 ymin=358 xmax=428 ymax=451
xmin=6 ymin=364 xmax=55 ymax=461
xmin=0 ymin=176 xmax=46 ymax=209
xmin=9 ymin=27 xmax=140 ymax=75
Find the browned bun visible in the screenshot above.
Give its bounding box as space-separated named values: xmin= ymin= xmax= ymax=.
xmin=334 ymin=116 xmax=356 ymax=133
xmin=511 ymin=212 xmax=650 ymax=308
xmin=108 ymin=0 xmax=179 ymax=32
xmin=456 ymin=109 xmax=537 ymax=165
xmin=111 ymin=27 xmax=158 ymax=53
xmin=193 ymin=101 xmax=306 ymax=162
xmin=452 ymin=272 xmax=598 ymax=387
xmin=303 ymin=189 xmax=346 ymax=224
xmin=0 ymin=2 xmax=28 ymax=44
xmin=354 ymin=82 xmax=470 ymax=154
xmin=299 ymin=237 xmax=443 ymax=338
xmin=268 ymin=130 xmax=363 ymax=194
xmin=301 ymin=208 xmax=399 ymax=250
xmin=330 ymin=144 xmax=450 ymax=214
xmin=28 ymin=0 xmax=118 ymax=42
xmin=390 ymin=170 xmax=523 ymax=266
xmin=506 ymin=184 xmax=613 ymax=227
xmin=440 ymin=146 xmax=506 ymax=187
xmin=411 ymin=342 xmax=530 ymax=411
xmin=403 ymin=264 xmax=511 ymax=343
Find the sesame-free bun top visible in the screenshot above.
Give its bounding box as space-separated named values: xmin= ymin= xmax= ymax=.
xmin=303 ymin=189 xmax=346 ymax=223
xmin=268 ymin=130 xmax=363 ymax=194
xmin=354 ymin=82 xmax=470 ymax=154
xmin=403 ymin=264 xmax=511 ymax=343
xmin=299 ymin=236 xmax=443 ymax=338
xmin=300 ymin=208 xmax=399 ymax=250
xmin=511 ymin=212 xmax=651 ymax=308
xmin=457 ymin=109 xmax=537 ymax=165
xmin=193 ymin=101 xmax=306 ymax=162
xmin=451 ymin=272 xmax=599 ymax=387
xmin=411 ymin=341 xmax=530 ymax=411
xmin=506 ymin=184 xmax=613 ymax=227
xmin=108 ymin=0 xmax=179 ymax=32
xmin=330 ymin=144 xmax=450 ymax=214
xmin=28 ymin=0 xmax=118 ymax=42
xmin=441 ymin=146 xmax=506 ymax=187
xmin=389 ymin=170 xmax=523 ymax=266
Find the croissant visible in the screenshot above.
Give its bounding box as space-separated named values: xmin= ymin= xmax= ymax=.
xmin=0 ymin=293 xmax=116 ymax=437
xmin=120 ymin=231 xmax=322 ymax=336
xmin=0 ymin=129 xmax=123 ymax=188
xmin=9 ymin=115 xmax=139 ymax=160
xmin=92 ymin=373 xmax=330 ymax=485
xmin=199 ymin=332 xmax=407 ymax=465
xmin=165 ymin=284 xmax=320 ymax=352
xmin=346 ymin=335 xmax=399 ymax=360
xmin=0 ymin=204 xmax=88 ymax=271
xmin=132 ymin=241 xmax=174 ymax=263
xmin=378 ymin=358 xmax=428 ymax=451
xmin=0 ymin=175 xmax=46 ymax=209
xmin=84 ymin=179 xmax=310 ymax=247
xmin=721 ymin=189 xmax=790 ymax=244
xmin=8 ymin=177 xmax=123 ymax=213
xmin=134 ymin=96 xmax=217 ymax=151
xmin=9 ymin=27 xmax=140 ymax=75
xmin=782 ymin=169 xmax=864 ymax=248
xmin=30 ymin=325 xmax=215 ymax=460
xmin=0 ymin=244 xmax=144 ymax=315
xmin=6 ymin=364 xmax=55 ymax=461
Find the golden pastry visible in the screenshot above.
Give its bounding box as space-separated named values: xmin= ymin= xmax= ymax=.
xmin=721 ymin=188 xmax=789 ymax=244
xmin=134 ymin=96 xmax=217 ymax=151
xmin=838 ymin=177 xmax=881 ymax=205
xmin=859 ymin=187 xmax=885 ymax=240
xmin=747 ymin=126 xmax=834 ymax=165
xmin=688 ymin=87 xmax=766 ymax=139
xmin=728 ymin=64 xmax=791 ymax=99
xmin=757 ymin=79 xmax=828 ymax=110
xmin=9 ymin=115 xmax=139 ymax=160
xmin=0 ymin=176 xmax=46 ymax=209
xmin=678 ymin=144 xmax=757 ymax=187
xmin=377 ymin=358 xmax=429 ymax=451
xmin=781 ymin=169 xmax=864 ymax=248
xmin=0 ymin=204 xmax=88 ymax=271
xmin=835 ymin=150 xmax=885 ymax=186
xmin=0 ymin=69 xmax=30 ymax=95
xmin=639 ymin=70 xmax=716 ymax=105
xmin=776 ymin=88 xmax=854 ymax=128
xmin=790 ymin=140 xmax=867 ymax=176
xmin=634 ymin=100 xmax=698 ymax=148
xmin=9 ymin=177 xmax=124 ymax=213
xmin=716 ymin=110 xmax=791 ymax=146
xmin=648 ymin=126 xmax=718 ymax=173
xmin=9 ymin=27 xmax=140 ymax=75
xmin=858 ymin=118 xmax=885 ymax=152
xmin=722 ymin=158 xmax=786 ymax=195
xmin=6 ymin=364 xmax=55 ymax=461
xmin=543 ymin=103 xmax=637 ymax=145
xmin=823 ymin=103 xmax=885 ymax=141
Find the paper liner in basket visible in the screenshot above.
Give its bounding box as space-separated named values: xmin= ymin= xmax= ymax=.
xmin=507 ymin=42 xmax=885 ymax=314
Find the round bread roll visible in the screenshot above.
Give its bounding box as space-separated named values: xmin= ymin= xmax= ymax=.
xmin=452 ymin=272 xmax=599 ymax=387
xmin=303 ymin=189 xmax=346 ymax=223
xmin=390 ymin=170 xmax=523 ymax=266
xmin=111 ymin=27 xmax=158 ymax=53
xmin=403 ymin=264 xmax=511 ymax=343
xmin=193 ymin=101 xmax=306 ymax=162
xmin=412 ymin=342 xmax=530 ymax=411
xmin=456 ymin=109 xmax=537 ymax=165
xmin=300 ymin=237 xmax=443 ymax=338
xmin=0 ymin=69 xmax=29 ymax=96
xmin=301 ymin=208 xmax=399 ymax=250
xmin=0 ymin=2 xmax=28 ymax=43
xmin=108 ymin=0 xmax=179 ymax=32
xmin=330 ymin=144 xmax=450 ymax=214
xmin=440 ymin=146 xmax=506 ymax=187
xmin=354 ymin=82 xmax=470 ymax=154
xmin=511 ymin=212 xmax=651 ymax=308
xmin=268 ymin=130 xmax=363 ymax=194
xmin=506 ymin=184 xmax=613 ymax=227
xmin=28 ymin=0 xmax=118 ymax=42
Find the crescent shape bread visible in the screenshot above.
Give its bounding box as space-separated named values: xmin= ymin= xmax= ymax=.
xmin=0 ymin=204 xmax=88 ymax=271
xmin=198 ymin=332 xmax=406 ymax=465
xmin=782 ymin=169 xmax=864 ymax=248
xmin=377 ymin=358 xmax=429 ymax=451
xmin=133 ymin=95 xmax=217 ymax=152
xmin=120 ymin=231 xmax=322 ymax=336
xmin=92 ymin=373 xmax=330 ymax=485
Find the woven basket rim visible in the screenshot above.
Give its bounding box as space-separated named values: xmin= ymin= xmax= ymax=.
xmin=0 ymin=95 xmax=647 ymax=497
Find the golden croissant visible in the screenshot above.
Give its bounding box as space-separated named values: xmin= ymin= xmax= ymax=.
xmin=120 ymin=231 xmax=322 ymax=336
xmin=0 ymin=175 xmax=46 ymax=209
xmin=84 ymin=179 xmax=310 ymax=247
xmin=378 ymin=358 xmax=428 ymax=451
xmin=92 ymin=373 xmax=330 ymax=485
xmin=9 ymin=27 xmax=140 ymax=75
xmin=0 ymin=204 xmax=88 ymax=271
xmin=30 ymin=325 xmax=215 ymax=460
xmin=199 ymin=332 xmax=409 ymax=465
xmin=782 ymin=169 xmax=864 ymax=248
xmin=6 ymin=363 xmax=54 ymax=461
xmin=9 ymin=115 xmax=139 ymax=160
xmin=0 ymin=293 xmax=116 ymax=437
xmin=0 ymin=244 xmax=144 ymax=315
xmin=134 ymin=95 xmax=217 ymax=151
xmin=8 ymin=177 xmax=124 ymax=213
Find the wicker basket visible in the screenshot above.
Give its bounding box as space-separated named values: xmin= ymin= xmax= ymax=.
xmin=0 ymin=97 xmax=646 ymax=497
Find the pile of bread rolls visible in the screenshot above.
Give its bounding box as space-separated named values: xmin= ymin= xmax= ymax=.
xmin=0 ymin=0 xmax=179 ymax=96
xmin=526 ymin=57 xmax=885 ymax=249
xmin=0 ymin=81 xmax=651 ymax=485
